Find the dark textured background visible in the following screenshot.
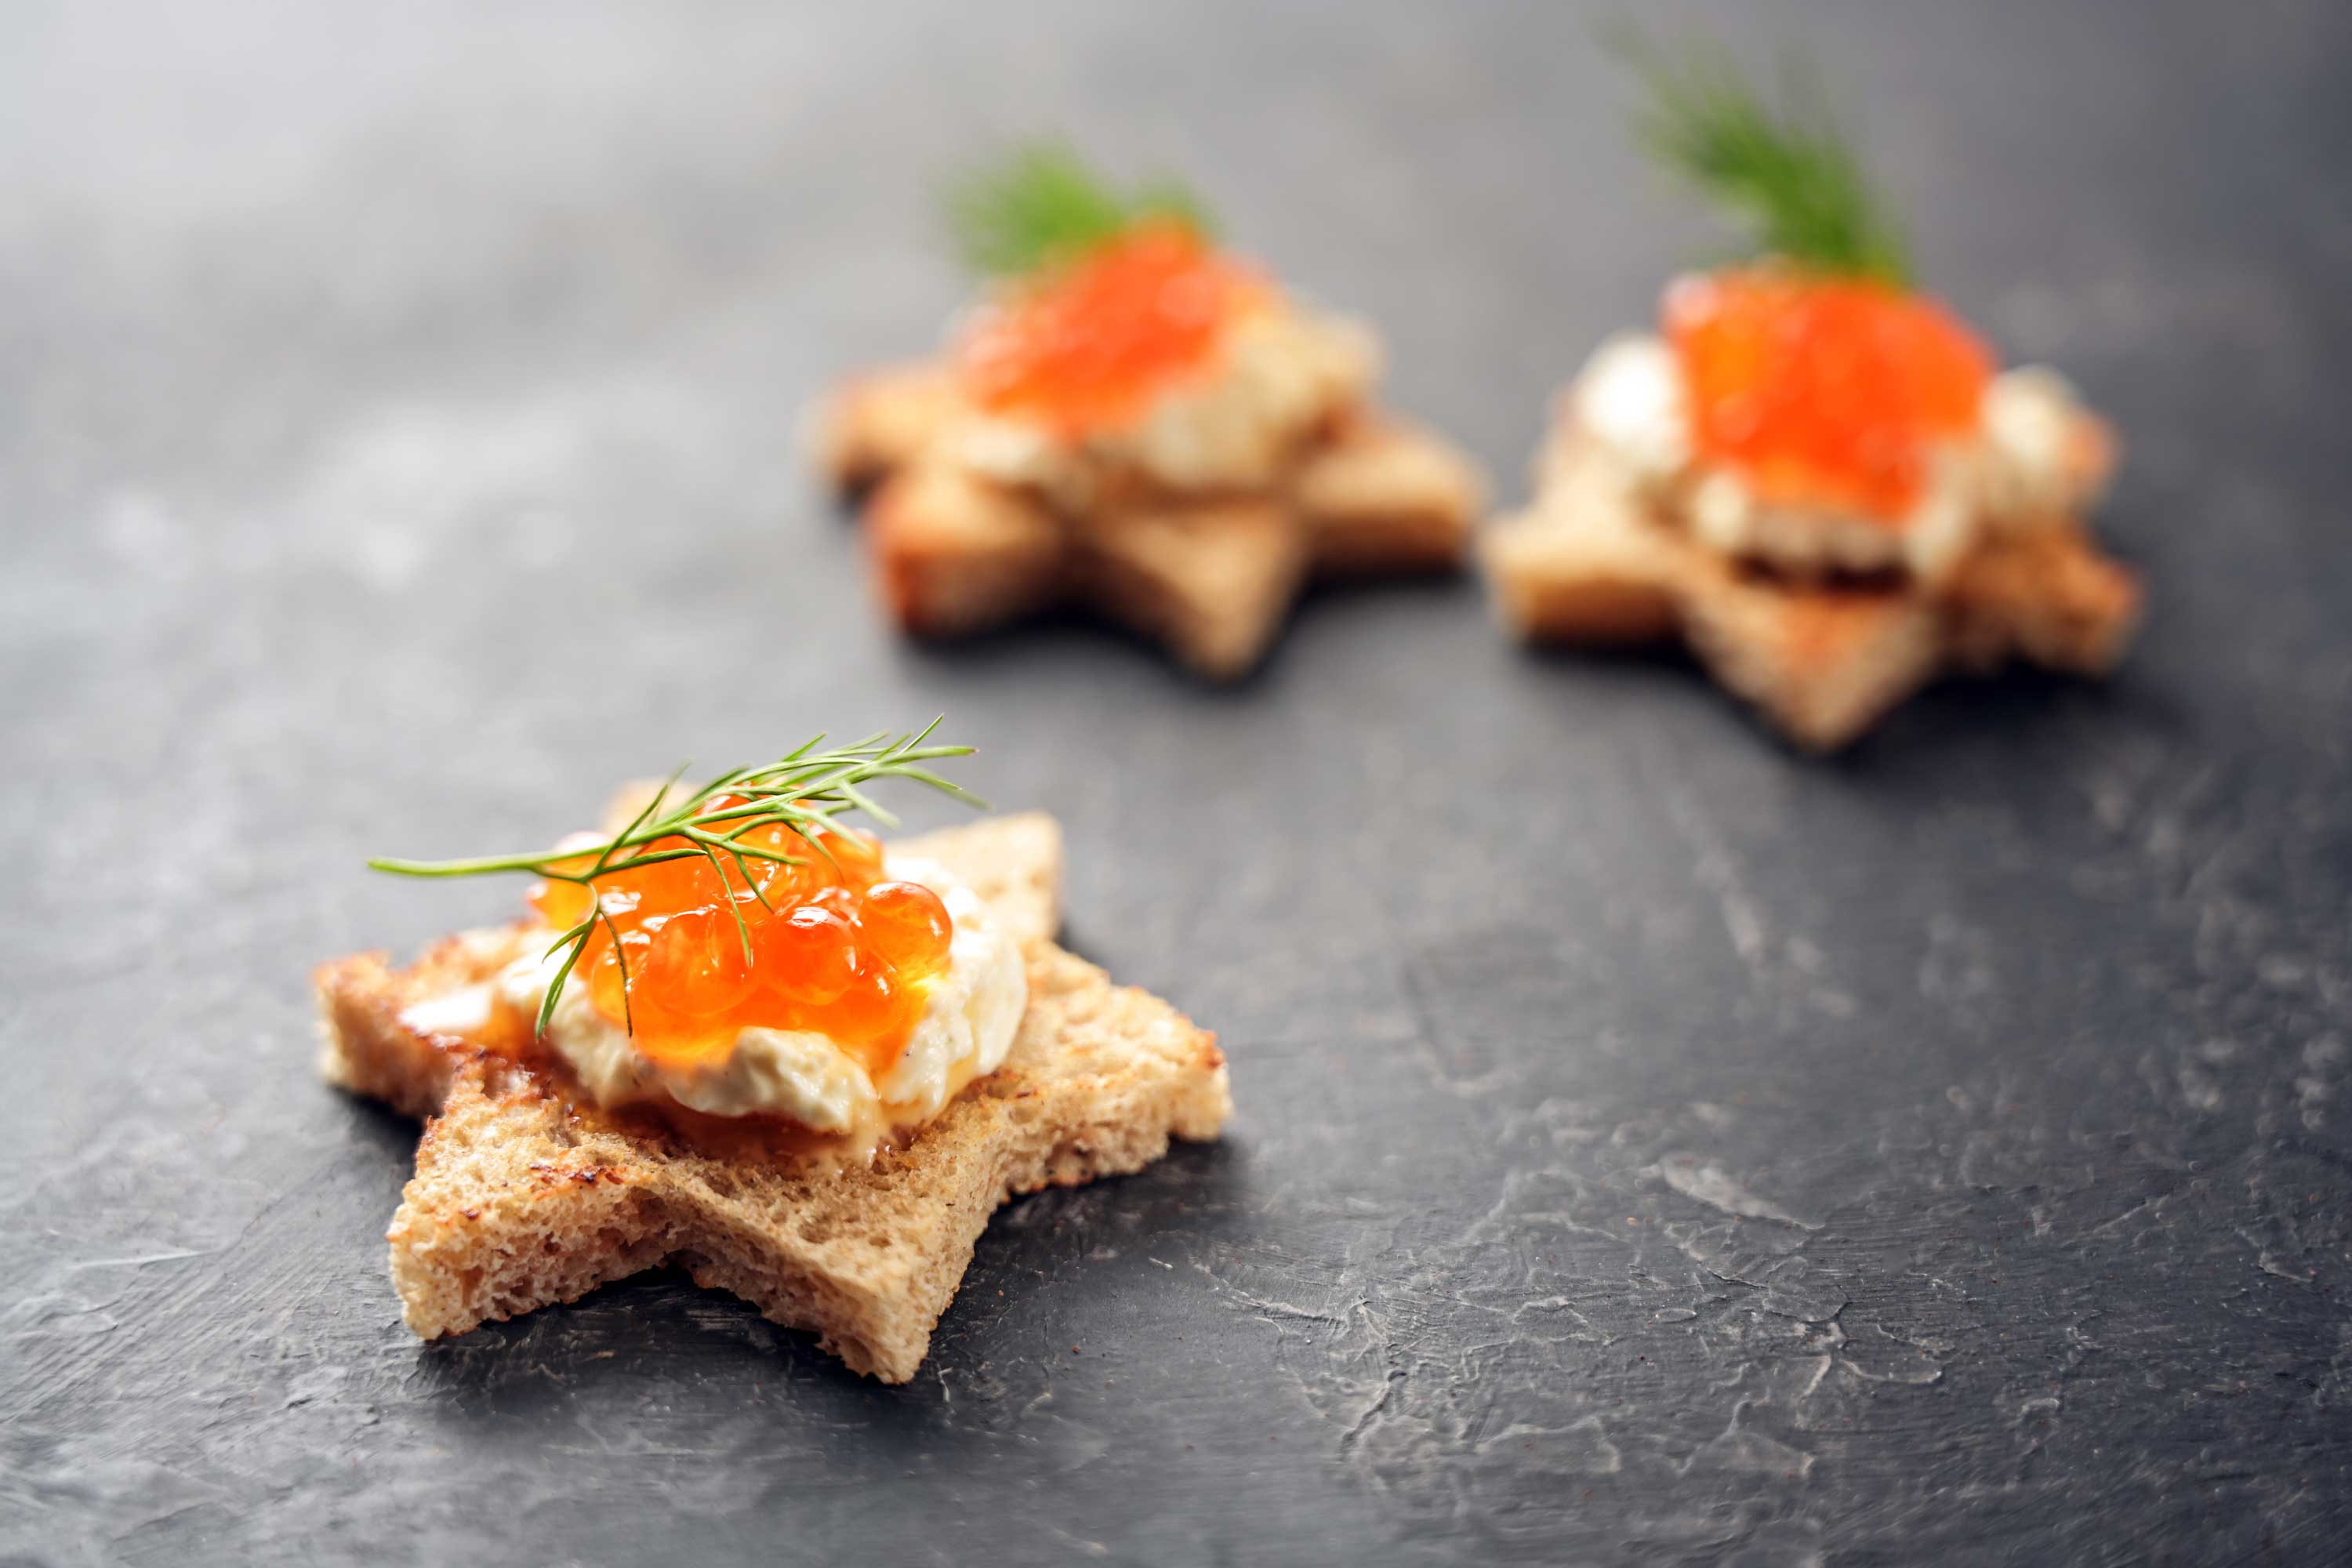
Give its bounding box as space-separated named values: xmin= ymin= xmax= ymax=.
xmin=5 ymin=2 xmax=2350 ymax=1563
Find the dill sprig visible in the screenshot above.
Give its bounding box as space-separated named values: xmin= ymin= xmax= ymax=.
xmin=1614 ymin=28 xmax=1913 ymax=285
xmin=944 ymin=141 xmax=1214 ymax=279
xmin=369 ymin=723 xmax=982 ymax=1036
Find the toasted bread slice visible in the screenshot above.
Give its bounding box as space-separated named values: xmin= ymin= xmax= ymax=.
xmin=1292 ymin=413 xmax=1486 ymax=575
xmin=1943 ymin=525 xmax=2142 ymax=675
xmin=316 ymin=814 xmax=1232 ymax=1383
xmin=1074 ymin=496 xmax=1310 ymax=678
xmin=867 ymin=463 xmax=1066 ymax=637
xmin=1484 ymin=436 xmax=2140 ymax=750
xmin=808 ymin=362 xmax=968 ymax=493
xmin=813 ymin=358 xmax=1485 ymax=678
xmin=1678 ymin=557 xmax=1945 ymax=752
xmin=1484 ymin=444 xmax=1682 ymax=644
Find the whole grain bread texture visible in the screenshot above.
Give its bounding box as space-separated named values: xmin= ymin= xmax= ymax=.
xmin=316 ymin=812 xmax=1231 ymax=1382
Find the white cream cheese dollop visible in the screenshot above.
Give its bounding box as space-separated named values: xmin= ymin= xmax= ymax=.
xmin=397 ymin=982 xmax=497 ymax=1040
xmin=948 ymin=300 xmax=1378 ymax=506
xmin=1571 ymin=335 xmax=1690 ymax=480
xmin=488 ymin=853 xmax=1025 ymax=1135
xmin=1570 ymin=332 xmax=2100 ymax=583
xmin=1980 ymin=366 xmax=2109 ymax=523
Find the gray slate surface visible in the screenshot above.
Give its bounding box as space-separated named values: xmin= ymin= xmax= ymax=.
xmin=4 ymin=2 xmax=2350 ymax=1563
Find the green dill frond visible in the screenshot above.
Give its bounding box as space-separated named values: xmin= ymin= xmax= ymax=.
xmin=369 ymin=724 xmax=982 ymax=1034
xmin=944 ymin=141 xmax=1215 ymax=279
xmin=1613 ymin=27 xmax=1913 ymax=285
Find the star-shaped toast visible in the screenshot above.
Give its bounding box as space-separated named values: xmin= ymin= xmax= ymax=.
xmin=1484 ymin=428 xmax=2140 ymax=751
xmin=810 ymin=146 xmax=1484 ymax=678
xmin=816 ymin=363 xmax=1483 ymax=681
xmin=1483 ymin=38 xmax=2142 ymax=750
xmin=317 ymin=813 xmax=1231 ymax=1382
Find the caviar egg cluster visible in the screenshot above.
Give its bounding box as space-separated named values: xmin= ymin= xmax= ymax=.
xmin=957 ymin=223 xmax=1260 ymax=436
xmin=528 ymin=807 xmax=953 ymax=1077
xmin=1665 ymin=267 xmax=1993 ymax=523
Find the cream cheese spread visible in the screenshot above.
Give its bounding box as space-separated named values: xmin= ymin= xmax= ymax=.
xmin=479 ymin=852 xmax=1024 ymax=1136
xmin=948 ymin=300 xmax=1378 ymax=506
xmin=1571 ymin=332 xmax=2099 ymax=583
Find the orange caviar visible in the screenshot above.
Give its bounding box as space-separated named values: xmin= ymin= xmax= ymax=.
xmin=1665 ymin=267 xmax=1993 ymax=523
xmin=527 ymin=803 xmax=953 ymax=1077
xmin=956 ymin=223 xmax=1259 ymax=435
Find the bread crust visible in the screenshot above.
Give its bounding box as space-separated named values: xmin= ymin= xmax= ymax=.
xmin=807 ymin=361 xmax=965 ymax=493
xmin=316 ymin=813 xmax=1231 ymax=1382
xmin=1483 ymin=431 xmax=2140 ymax=750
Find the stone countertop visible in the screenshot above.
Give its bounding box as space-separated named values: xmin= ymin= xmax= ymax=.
xmin=3 ymin=2 xmax=2348 ymax=1563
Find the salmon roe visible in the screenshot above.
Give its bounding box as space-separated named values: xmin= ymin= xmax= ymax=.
xmin=1664 ymin=267 xmax=1993 ymax=523
xmin=956 ymin=222 xmax=1259 ymax=436
xmin=526 ymin=801 xmax=954 ymax=1078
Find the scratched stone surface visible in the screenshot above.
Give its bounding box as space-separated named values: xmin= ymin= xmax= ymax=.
xmin=4 ymin=1 xmax=2350 ymax=1563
